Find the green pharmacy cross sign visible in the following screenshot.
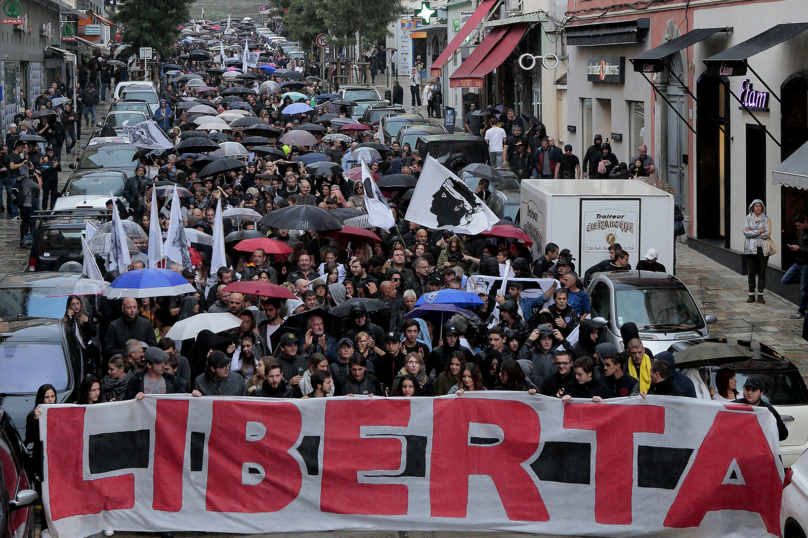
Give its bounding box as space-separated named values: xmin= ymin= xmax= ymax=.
xmin=2 ymin=0 xmax=23 ymax=24
xmin=416 ymin=2 xmax=436 ymax=24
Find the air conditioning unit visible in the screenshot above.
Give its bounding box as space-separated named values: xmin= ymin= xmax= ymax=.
xmin=504 ymin=0 xmax=522 ymax=13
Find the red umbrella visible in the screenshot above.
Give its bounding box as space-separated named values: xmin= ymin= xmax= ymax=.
xmin=480 ymin=224 xmax=533 ymax=246
xmin=188 ymin=247 xmax=203 ymax=266
xmin=233 ymin=237 xmax=293 ymax=254
xmin=344 ymin=167 xmax=380 ymax=181
xmin=339 ymin=123 xmax=370 ymax=132
xmin=323 ymin=225 xmax=382 ymax=244
xmin=223 ymin=281 xmax=296 ymax=299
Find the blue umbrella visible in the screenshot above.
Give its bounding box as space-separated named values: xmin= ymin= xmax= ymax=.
xmin=414 ymin=289 xmax=484 ymax=308
xmin=105 ymin=268 xmax=197 ymax=299
xmin=404 ymin=304 xmax=479 ymax=327
xmin=258 ymin=66 xmax=276 ymax=74
xmin=283 ymin=102 xmax=314 ymax=115
xmin=294 ymin=153 xmax=328 ymax=164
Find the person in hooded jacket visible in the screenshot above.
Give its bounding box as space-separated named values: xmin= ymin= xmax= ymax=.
xmin=743 ymin=199 xmax=773 ymax=304
xmin=426 ymin=322 xmax=472 ymax=376
xmin=645 ymin=360 xmax=684 ymax=397
xmin=192 ymin=351 xmax=246 ymax=396
xmin=560 ymin=356 xmax=611 ymax=402
xmin=519 ymin=325 xmax=572 ymax=390
xmin=653 ymin=351 xmax=696 ymax=398
xmin=571 ymin=318 xmax=606 ymax=360
xmin=594 ymin=142 xmax=619 ymax=178
xmin=336 ymin=353 xmax=384 ymax=396
xmin=582 ymin=134 xmax=603 ymax=178
xmin=344 ymin=303 xmax=385 ymax=346
xmin=185 ymin=329 xmax=232 ymax=388
xmin=497 ymin=300 xmax=530 ymax=343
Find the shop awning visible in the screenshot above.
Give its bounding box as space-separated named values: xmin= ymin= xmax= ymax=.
xmin=565 ymin=18 xmax=649 ymax=46
xmin=631 ymin=27 xmax=731 ymax=73
xmin=450 ymin=24 xmax=527 ymax=88
xmin=86 ymin=10 xmax=117 ymax=27
xmin=47 ymin=46 xmax=76 ymax=58
xmin=773 ymin=141 xmax=808 ymax=189
xmin=430 ymin=0 xmax=497 ymax=76
xmin=75 ymin=36 xmax=111 ymax=53
xmin=703 ymin=23 xmax=808 ymax=76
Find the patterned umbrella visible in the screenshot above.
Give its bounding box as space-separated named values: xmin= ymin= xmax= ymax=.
xmin=97 ymin=220 xmax=147 ymax=240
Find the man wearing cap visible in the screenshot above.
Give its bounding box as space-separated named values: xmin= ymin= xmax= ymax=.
xmin=154 ymin=99 xmax=174 ymax=132
xmin=555 ymin=144 xmax=580 ymax=179
xmin=731 ymin=376 xmax=789 ymax=441
xmin=331 ymin=338 xmax=356 ymax=381
xmin=498 ymin=280 xmax=547 ymax=322
xmin=193 ymin=350 xmax=247 ymax=396
xmin=375 ymin=331 xmax=405 ymax=389
xmin=509 ymin=140 xmax=533 ymax=180
xmin=502 ymin=124 xmax=528 ymax=169
xmin=582 ymin=134 xmax=603 ymax=179
xmin=124 ymin=347 xmax=188 ymax=400
xmin=636 ymin=248 xmax=666 ymax=272
xmin=549 ymin=250 xmax=575 ymax=279
xmin=39 ymin=145 xmax=60 ymax=210
xmin=277 ymin=332 xmax=308 ymax=389
xmin=519 ymin=325 xmax=569 ymax=389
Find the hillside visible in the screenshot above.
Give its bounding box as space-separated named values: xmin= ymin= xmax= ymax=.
xmin=191 ymin=1 xmax=270 ymax=23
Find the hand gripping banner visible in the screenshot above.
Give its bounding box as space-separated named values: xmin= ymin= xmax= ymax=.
xmin=40 ymin=394 xmax=784 ymax=537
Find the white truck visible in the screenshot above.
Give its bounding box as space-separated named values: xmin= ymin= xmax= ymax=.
xmin=520 ymin=179 xmax=675 ymax=273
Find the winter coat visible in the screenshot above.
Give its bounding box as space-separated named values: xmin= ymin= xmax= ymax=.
xmin=518 ymin=340 xmax=559 ymax=390
xmin=433 ymin=371 xmax=460 ymax=396
xmin=539 ymin=370 xmax=574 ymax=397
xmin=277 ymin=353 xmax=308 ymax=382
xmin=251 ymin=378 xmax=296 ymax=398
xmin=604 ymin=374 xmax=639 ymax=398
xmin=124 ymin=370 xmax=188 ymax=400
xmin=101 ymin=370 xmax=135 ymax=401
xmin=336 ymin=373 xmax=384 ymax=396
xmin=743 ymin=199 xmax=774 ymax=256
xmin=648 ymin=377 xmax=684 ymax=397
xmin=563 ymin=377 xmax=611 ymax=399
xmin=194 ymin=371 xmax=247 ymax=396
xmin=732 ymin=397 xmax=789 ymax=441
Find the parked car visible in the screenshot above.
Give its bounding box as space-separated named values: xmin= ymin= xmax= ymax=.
xmin=587 ymin=271 xmax=717 ymax=356
xmin=783 ymin=446 xmax=808 ymax=536
xmin=54 ymin=171 xmax=128 ymax=211
xmin=0 ymin=272 xmax=84 ymax=319
xmin=26 ymin=210 xmax=109 ymax=272
xmin=350 ymin=100 xmax=387 ymax=122
xmin=359 ymin=105 xmax=406 ymax=129
xmin=113 ymin=81 xmax=155 ymax=100
xmin=414 ymin=134 xmax=490 ymax=170
xmin=109 ymin=99 xmax=152 ymax=118
xmin=381 ymin=114 xmax=429 ymax=144
xmin=396 ymin=125 xmax=448 ymax=150
xmin=119 ymin=88 xmax=159 ymax=114
xmin=0 ymin=407 xmax=38 ymax=538
xmin=339 ymin=86 xmax=383 ymax=103
xmin=669 ymin=338 xmax=808 ymax=468
xmin=462 ymin=169 xmax=520 ymax=222
xmin=94 ymin=110 xmax=149 ymax=136
xmin=0 ymin=318 xmax=84 ymax=441
xmin=70 ymin=138 xmax=138 ymax=177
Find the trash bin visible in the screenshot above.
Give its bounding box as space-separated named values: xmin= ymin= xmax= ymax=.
xmin=384 ymin=90 xmax=392 ymax=103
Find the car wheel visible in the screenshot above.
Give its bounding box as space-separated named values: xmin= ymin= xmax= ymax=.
xmin=786 ymin=521 xmax=807 ymax=538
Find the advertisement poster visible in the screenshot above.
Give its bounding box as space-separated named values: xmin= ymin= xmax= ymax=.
xmin=580 ymin=198 xmax=640 ymax=268
xmin=397 ymin=18 xmax=412 ymax=76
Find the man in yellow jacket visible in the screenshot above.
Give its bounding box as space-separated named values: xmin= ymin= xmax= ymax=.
xmin=626 ymin=337 xmax=652 ymax=394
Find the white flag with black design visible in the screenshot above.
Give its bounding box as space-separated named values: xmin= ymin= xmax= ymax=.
xmin=108 ymin=193 xmax=131 ymax=273
xmin=219 ymin=41 xmax=227 ymax=64
xmin=147 ymin=186 xmax=163 ymax=267
xmin=162 ymin=186 xmax=192 ymax=269
xmin=121 ymin=120 xmax=174 ymax=151
xmin=404 ymin=156 xmax=498 ymax=235
xmin=206 ymin=199 xmax=227 ymax=296
xmin=242 ymin=37 xmax=249 ymax=72
xmin=361 ymin=159 xmax=396 ymax=230
xmin=81 ymin=236 xmax=104 ymax=281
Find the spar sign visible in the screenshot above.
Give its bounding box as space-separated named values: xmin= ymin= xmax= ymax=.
xmin=41 ymin=394 xmax=784 ymax=537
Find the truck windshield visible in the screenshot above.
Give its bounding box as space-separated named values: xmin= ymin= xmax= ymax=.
xmin=616 ymin=287 xmax=704 ymax=331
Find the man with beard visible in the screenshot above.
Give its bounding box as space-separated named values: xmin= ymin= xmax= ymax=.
xmin=286 ymin=252 xmax=320 ymax=283
xmin=249 ymin=361 xmax=296 ymax=398
xmin=258 ymin=299 xmax=284 ymax=352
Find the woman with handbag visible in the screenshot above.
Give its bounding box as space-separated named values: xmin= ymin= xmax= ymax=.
xmin=743 ymin=199 xmax=775 ymax=304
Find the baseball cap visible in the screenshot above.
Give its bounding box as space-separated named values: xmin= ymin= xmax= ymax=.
xmin=444 ymin=323 xmax=459 ymax=336
xmin=145 ymin=347 xmax=168 ymax=364
xmin=744 ymin=376 xmax=764 ymax=391
xmin=279 ymin=332 xmax=298 ymax=346
xmin=644 ymin=248 xmax=659 ymax=261
xmin=384 ymin=331 xmax=401 ymax=342
xmin=338 ymin=338 xmax=354 ymax=348
xmin=428 ymin=273 xmax=442 ymax=284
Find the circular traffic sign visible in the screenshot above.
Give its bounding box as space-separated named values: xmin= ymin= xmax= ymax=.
xmin=3 ymin=0 xmax=22 ymax=18
xmin=315 ymin=33 xmax=327 ymax=48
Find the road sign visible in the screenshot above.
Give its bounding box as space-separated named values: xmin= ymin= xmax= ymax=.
xmin=315 ymin=33 xmax=327 ymax=48
xmin=258 ymin=6 xmax=265 ymax=12
xmin=139 ymin=47 xmax=153 ymax=60
xmin=2 ymin=0 xmax=22 ymax=24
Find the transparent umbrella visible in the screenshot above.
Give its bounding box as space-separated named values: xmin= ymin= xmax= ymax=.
xmin=222 ymin=207 xmax=262 ymax=227
xmin=87 ymin=232 xmax=139 ymax=256
xmin=97 ymin=220 xmax=147 ymax=240
xmin=212 ymin=142 xmax=249 ymax=157
xmin=47 ymin=278 xmax=110 ymax=298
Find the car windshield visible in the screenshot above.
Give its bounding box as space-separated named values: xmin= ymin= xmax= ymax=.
xmin=0 ymin=343 xmax=68 ymax=393
xmin=123 ymin=91 xmax=158 ymax=104
xmin=616 ymin=287 xmax=704 ymax=331
xmin=113 ymin=102 xmax=150 ymax=114
xmin=387 ymin=119 xmax=429 ymax=137
xmin=463 ymin=173 xmax=521 ymax=192
xmin=0 ymin=288 xmax=68 ymax=318
xmin=65 ymin=175 xmax=124 ymax=196
xmin=344 ymin=89 xmax=380 ymax=101
xmin=503 ymin=203 xmax=520 ymax=223
xmin=78 ymin=147 xmax=137 ymax=170
xmin=400 ymin=133 xmax=424 ymax=149
xmin=421 ymin=140 xmax=488 ymax=164
xmin=368 ymin=109 xmax=402 ymax=124
xmin=711 ymin=369 xmax=808 ymax=405
xmin=106 ymin=113 xmax=147 ymax=127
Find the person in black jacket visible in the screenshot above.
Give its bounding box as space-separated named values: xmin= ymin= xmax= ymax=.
xmin=539 ymin=349 xmax=574 ymax=396
xmin=392 ymin=81 xmax=404 ymax=107
xmin=644 ymin=360 xmax=684 ymax=397
xmin=81 ymin=84 xmax=99 ymax=127
xmin=251 ymin=361 xmax=297 ymax=398
xmin=732 ymin=376 xmax=788 ymax=441
xmin=582 ymin=134 xmax=602 ymax=178
xmin=124 ymin=348 xmax=188 ymax=400
xmin=603 ymin=353 xmax=639 ymax=398
xmin=654 ymin=351 xmax=696 ymax=398
xmin=533 ymin=242 xmax=559 ymax=277
xmin=40 ymin=145 xmax=61 ymax=210
xmin=595 ymin=142 xmax=619 ymax=178
xmin=335 ymin=354 xmax=384 ymax=396
xmin=560 ymin=356 xmax=611 ymax=402
xmin=104 ymin=297 xmax=159 ymax=360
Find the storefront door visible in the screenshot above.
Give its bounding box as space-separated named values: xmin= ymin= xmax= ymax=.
xmin=696 ymin=74 xmax=731 ymax=245
xmin=780 ymin=72 xmax=808 ymax=268
xmin=667 ymin=86 xmax=687 ymax=208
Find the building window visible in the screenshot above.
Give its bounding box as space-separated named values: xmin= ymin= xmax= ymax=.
xmin=629 ymin=101 xmax=645 ymax=152
xmin=582 ymin=98 xmax=592 ymax=149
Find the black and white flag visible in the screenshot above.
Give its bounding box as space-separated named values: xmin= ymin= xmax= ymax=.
xmin=121 ymin=120 xmax=175 ymax=150
xmin=361 ymin=159 xmax=396 ymax=230
xmin=163 ymin=186 xmax=192 ymax=269
xmin=405 ymin=156 xmax=498 ymax=235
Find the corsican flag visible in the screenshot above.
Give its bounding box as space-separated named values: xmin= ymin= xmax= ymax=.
xmin=360 ymin=159 xmax=395 ymax=230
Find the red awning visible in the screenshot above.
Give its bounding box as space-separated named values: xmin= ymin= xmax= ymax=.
xmin=451 ymin=23 xmax=528 ymax=88
xmin=449 ymin=26 xmax=509 ymax=88
xmin=86 ymin=10 xmax=116 ymax=27
xmin=430 ymin=0 xmax=497 ymax=77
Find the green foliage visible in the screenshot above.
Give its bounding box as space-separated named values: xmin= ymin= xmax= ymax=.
xmin=203 ymin=11 xmax=226 ymax=21
xmin=111 ymin=0 xmax=195 ymax=57
xmin=283 ymin=0 xmax=326 ymax=48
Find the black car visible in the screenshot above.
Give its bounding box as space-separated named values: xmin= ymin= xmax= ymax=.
xmin=27 ymin=210 xmax=110 ymax=272
xmin=395 ymin=125 xmax=447 ymax=150
xmin=0 ymin=407 xmax=38 ymax=538
xmin=381 ymin=114 xmax=431 ymax=144
xmin=414 ymin=134 xmax=490 ymax=170
xmin=0 ymin=318 xmax=84 ymax=441
xmin=359 ymin=105 xmax=406 ymax=129
xmin=0 ymin=272 xmax=85 ymax=319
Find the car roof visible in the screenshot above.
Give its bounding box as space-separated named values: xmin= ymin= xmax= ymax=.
xmin=86 ymin=137 xmax=132 ymax=147
xmin=68 ymin=170 xmax=126 ymax=179
xmin=386 ymin=114 xmax=427 ymax=121
xmin=400 ymin=126 xmax=446 ymax=135
xmin=0 ymin=317 xmax=63 ymax=342
xmin=418 ymin=134 xmax=487 ymax=142
xmin=0 ymin=272 xmax=82 ymax=287
xmin=107 ymin=110 xmax=148 ymax=115
xmin=597 ymin=270 xmax=684 ymax=290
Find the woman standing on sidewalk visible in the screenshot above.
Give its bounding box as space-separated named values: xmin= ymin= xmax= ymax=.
xmin=743 ymin=199 xmax=775 ymax=304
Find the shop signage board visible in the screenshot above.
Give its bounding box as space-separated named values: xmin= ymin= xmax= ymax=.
xmin=2 ymin=0 xmax=22 ymax=24
xmin=738 ymin=78 xmax=769 ymax=111
xmin=84 ymin=23 xmax=101 ymax=35
xmin=61 ymin=22 xmax=75 ymax=41
xmin=581 ymin=199 xmax=639 ymax=257
xmin=586 ymin=57 xmax=625 ymax=84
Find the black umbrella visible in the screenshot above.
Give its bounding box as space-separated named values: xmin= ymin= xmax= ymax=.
xmin=195 ymin=98 xmax=218 ymax=107
xmin=521 ymin=112 xmax=541 ymax=125
xmin=472 ymin=106 xmax=496 ymax=116
xmin=355 ymin=142 xmax=391 ymax=153
xmin=259 ymin=205 xmax=343 ymax=231
xmin=206 ymin=67 xmax=225 ymax=75
xmin=330 ymin=207 xmax=364 ymax=222
xmin=329 ymin=99 xmax=357 ymax=107
xmin=179 ymin=130 xmax=210 ymax=140
xmin=280 ymin=71 xmax=305 ymax=80
xmin=672 ymin=341 xmax=755 ymax=369
xmin=330 ymin=298 xmax=389 ymax=318
xmin=376 ymin=174 xmax=417 ymax=190
xmin=32 ymin=109 xmax=57 ymax=119
xmin=224 ymin=229 xmax=265 ymax=244
xmin=280 ymin=81 xmax=305 ymax=89
xmin=221 ymin=95 xmax=245 ymax=104
xmin=240 ymin=136 xmax=273 ymax=146
xmin=192 ymin=155 xmax=217 ymax=168
xmin=270 ymin=307 xmax=336 ymax=352
xmin=131 ymin=148 xmax=158 ymax=161
xmin=297 ymin=123 xmax=327 ymax=133
xmin=230 ymin=116 xmax=264 ymax=127
xmin=178 ymin=101 xmax=200 ymax=110
xmin=164 ymin=63 xmax=184 ymax=70
xmin=401 ymin=188 xmax=414 ymax=201
xmin=199 ymin=157 xmax=247 ymax=178
xmin=236 ymin=73 xmax=257 ymax=80
xmin=244 ymin=124 xmax=281 ymax=136
xmin=189 ymin=50 xmax=209 ymax=59
xmin=177 ymin=137 xmax=220 ymax=153
xmin=208 ymin=132 xmax=235 ymax=142
xmin=221 ymin=87 xmax=254 ymax=96
xmin=306 ymin=161 xmax=342 ymax=176
xmin=462 ymin=163 xmax=503 ymax=182
xmin=251 ymin=146 xmax=286 ymax=160
xmin=18 ymin=134 xmax=47 ymax=143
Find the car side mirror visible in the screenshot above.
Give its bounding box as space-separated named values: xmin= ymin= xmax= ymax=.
xmin=384 ymin=100 xmax=390 ymax=105
xmin=95 ymin=121 xmax=103 ymax=128
xmin=705 ymin=314 xmax=718 ymax=325
xmin=9 ymin=489 xmax=38 ymax=511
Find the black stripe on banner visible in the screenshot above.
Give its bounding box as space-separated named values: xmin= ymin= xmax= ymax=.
xmin=637 ymin=446 xmax=693 ymax=489
xmin=530 ymin=441 xmax=591 ymax=485
xmin=297 ymin=435 xmax=321 ymax=476
xmin=88 ymin=430 xmax=150 ymax=474
xmin=190 ymin=432 xmax=205 ymax=472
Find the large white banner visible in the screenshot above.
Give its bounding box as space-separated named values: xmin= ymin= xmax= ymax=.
xmin=41 ymin=394 xmax=783 ymax=537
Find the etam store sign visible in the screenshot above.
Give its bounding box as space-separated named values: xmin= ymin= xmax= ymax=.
xmin=737 ymin=78 xmax=770 ymax=112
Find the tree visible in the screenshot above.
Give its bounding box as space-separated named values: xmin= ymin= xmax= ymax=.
xmin=283 ymin=0 xmax=327 ymax=49
xmin=111 ymin=0 xmax=195 ymax=57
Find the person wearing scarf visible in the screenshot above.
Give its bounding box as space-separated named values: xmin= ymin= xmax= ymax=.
xmin=626 ymin=337 xmax=652 ymax=394
xmin=392 ymin=352 xmax=434 ymax=396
